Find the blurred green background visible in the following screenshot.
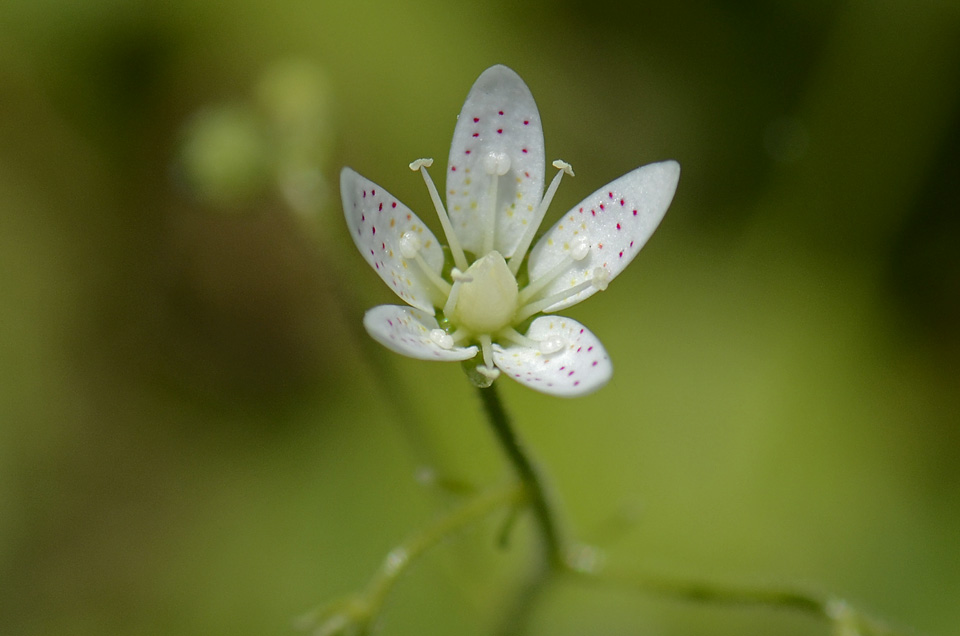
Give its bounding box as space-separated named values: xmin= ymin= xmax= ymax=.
xmin=2 ymin=0 xmax=959 ymax=634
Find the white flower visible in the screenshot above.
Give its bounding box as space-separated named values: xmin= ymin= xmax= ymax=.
xmin=341 ymin=65 xmax=679 ymax=397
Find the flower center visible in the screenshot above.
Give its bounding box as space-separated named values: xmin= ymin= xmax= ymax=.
xmin=450 ymin=251 xmax=518 ymax=334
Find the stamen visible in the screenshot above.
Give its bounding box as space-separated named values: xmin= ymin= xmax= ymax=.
xmin=449 ymin=327 xmax=471 ymax=344
xmin=538 ymin=335 xmax=566 ymax=354
xmin=429 ymin=328 xmax=454 ymax=349
xmin=481 ymin=152 xmax=510 ymax=256
xmin=514 ymin=267 xmax=610 ymax=323
xmin=410 ymin=158 xmax=468 ymax=271
xmin=442 ymin=278 xmax=463 ymax=318
xmin=501 ymin=328 xmax=565 ymax=354
xmin=518 ymin=235 xmax=590 ymax=305
xmin=400 ymin=231 xmax=452 ymax=298
xmin=502 ymin=327 xmax=538 ymax=349
xmin=477 ymin=335 xmax=500 ymax=380
xmin=509 ymin=160 xmax=574 ymax=274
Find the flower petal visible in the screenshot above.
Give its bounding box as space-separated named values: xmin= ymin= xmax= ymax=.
xmin=526 ymin=160 xmax=680 ymax=312
xmin=364 ymin=305 xmax=478 ymax=361
xmin=341 ymin=167 xmax=445 ymax=314
xmin=446 ymin=65 xmax=545 ymax=258
xmin=493 ymin=316 xmax=611 ymax=397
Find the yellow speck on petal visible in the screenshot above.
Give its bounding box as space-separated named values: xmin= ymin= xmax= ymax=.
xmin=390 ymin=219 xmax=396 ymax=227
xmin=547 ymin=238 xmax=554 ymax=246
xmin=453 ymin=205 xmax=462 ymax=211
xmin=465 ymin=177 xmax=472 ymax=185
xmin=515 ymin=177 xmax=522 ymax=184
xmin=527 ymin=204 xmax=533 ymax=211
xmin=470 ymin=201 xmax=478 ymax=209
xmin=516 ymin=192 xmax=523 ymax=199
xmin=563 ymin=242 xmax=570 ymax=250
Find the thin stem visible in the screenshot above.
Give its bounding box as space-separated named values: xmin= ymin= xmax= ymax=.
xmin=364 ymin=481 xmax=527 ymax=611
xmin=476 ymin=383 xmax=565 ymax=569
xmin=299 ymin=481 xmax=526 ymax=636
xmin=563 ymin=567 xmax=907 ymax=636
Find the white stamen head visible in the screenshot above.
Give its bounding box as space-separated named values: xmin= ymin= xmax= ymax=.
xmin=399 ymin=231 xmax=421 ymax=259
xmin=477 ymin=364 xmax=501 ymax=381
xmin=552 ymin=159 xmax=574 ymax=177
xmin=570 ymin=235 xmax=590 ymax=261
xmin=451 ymin=268 xmax=473 ymax=283
xmin=591 ymin=267 xmax=610 ymax=291
xmin=538 ymin=335 xmax=565 ymax=355
xmin=483 ymin=151 xmax=511 ymax=176
xmin=409 ymin=158 xmax=434 ymax=170
xmin=430 ymin=328 xmax=454 ymax=349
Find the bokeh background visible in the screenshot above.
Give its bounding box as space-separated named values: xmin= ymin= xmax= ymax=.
xmin=2 ymin=0 xmax=959 ymax=634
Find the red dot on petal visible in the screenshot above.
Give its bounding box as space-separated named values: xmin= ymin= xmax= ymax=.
xmin=472 ymin=133 xmax=479 ymax=137
xmin=498 ymin=110 xmax=504 ymax=115
xmin=523 ymin=120 xmax=529 ymax=125
xmin=497 ymin=128 xmax=503 ymax=134
xmin=392 ymin=202 xmax=397 ymax=208
xmin=633 ymin=209 xmax=638 ymax=216
xmin=473 ymin=117 xmax=479 ymax=122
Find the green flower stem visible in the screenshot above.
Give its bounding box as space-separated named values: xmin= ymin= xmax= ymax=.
xmin=302 ymin=481 xmax=526 ymax=636
xmin=563 ymin=568 xmax=907 ymax=636
xmin=476 ymin=384 xmax=565 ymax=569
xmin=364 ymin=481 xmax=526 ymax=610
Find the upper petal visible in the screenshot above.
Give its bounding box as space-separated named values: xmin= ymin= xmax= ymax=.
xmin=341 ymin=167 xmax=445 ymax=314
xmin=492 ymin=316 xmax=611 ymax=397
xmin=364 ymin=305 xmax=478 ymax=361
xmin=526 ymin=160 xmax=680 ymax=312
xmin=446 ymin=65 xmax=545 ymax=258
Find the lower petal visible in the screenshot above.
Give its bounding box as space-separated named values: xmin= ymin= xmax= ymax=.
xmin=364 ymin=305 xmax=478 ymax=361
xmin=492 ymin=317 xmax=611 ymax=397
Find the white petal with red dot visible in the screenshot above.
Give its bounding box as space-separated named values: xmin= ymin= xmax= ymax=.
xmin=364 ymin=305 xmax=479 ymax=361
xmin=492 ymin=316 xmax=611 ymax=397
xmin=341 ymin=168 xmax=445 ymax=314
xmin=446 ymin=65 xmax=545 ymax=258
xmin=526 ymin=160 xmax=680 ymax=312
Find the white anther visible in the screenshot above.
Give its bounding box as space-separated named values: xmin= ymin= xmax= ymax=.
xmin=450 ymin=268 xmax=473 ymax=283
xmin=408 ymin=158 xmax=434 ymax=170
xmin=552 ymin=159 xmax=575 ymax=176
xmin=429 ymin=328 xmax=454 ymax=349
xmin=399 ymin=231 xmax=420 ymax=258
xmin=538 ymin=335 xmax=565 ymax=355
xmin=591 ymin=267 xmax=610 ymax=291
xmin=477 ymin=365 xmax=501 ymax=381
xmin=483 ymin=152 xmax=511 ymax=176
xmin=570 ymin=235 xmax=590 ymax=261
